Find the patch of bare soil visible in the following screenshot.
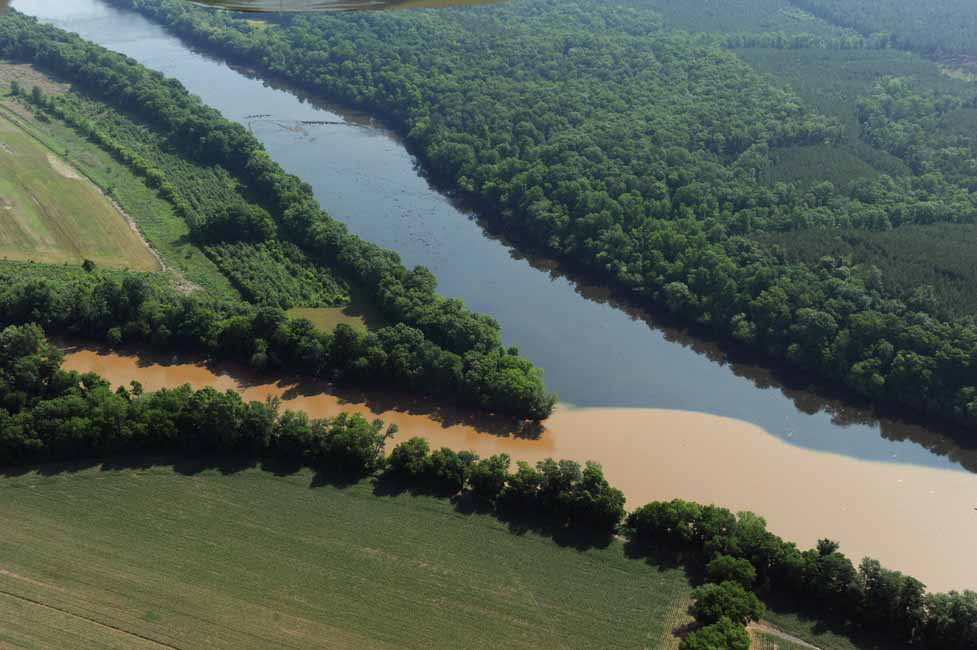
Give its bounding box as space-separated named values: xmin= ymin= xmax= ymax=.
xmin=0 ymin=100 xmax=35 ymax=122
xmin=46 ymin=152 xmax=82 ymax=180
xmin=0 ymin=63 xmax=70 ymax=97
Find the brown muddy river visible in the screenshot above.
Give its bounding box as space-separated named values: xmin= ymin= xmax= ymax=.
xmin=64 ymin=348 xmax=977 ymax=593
xmin=13 ymin=0 xmax=977 ymax=594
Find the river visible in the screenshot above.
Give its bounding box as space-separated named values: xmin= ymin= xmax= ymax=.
xmin=11 ymin=0 xmax=977 ymax=591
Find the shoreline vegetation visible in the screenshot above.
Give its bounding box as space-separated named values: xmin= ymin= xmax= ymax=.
xmin=1 ymin=2 xmax=975 ymax=648
xmin=0 ymin=10 xmax=556 ymax=421
xmin=96 ymin=0 xmax=977 ymax=434
xmin=0 ymin=322 xmax=974 ymax=650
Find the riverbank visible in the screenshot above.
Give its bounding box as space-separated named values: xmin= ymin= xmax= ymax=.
xmin=62 ymin=345 xmax=977 ymax=592
xmin=13 ymin=0 xmax=977 ymax=595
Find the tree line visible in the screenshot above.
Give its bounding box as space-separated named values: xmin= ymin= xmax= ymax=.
xmin=0 ymin=322 xmax=973 ymax=650
xmin=0 ymin=9 xmax=555 ymax=420
xmin=627 ymin=500 xmax=977 ymax=650
xmin=0 ymin=270 xmax=551 ymax=419
xmin=96 ymin=0 xmax=977 ymax=430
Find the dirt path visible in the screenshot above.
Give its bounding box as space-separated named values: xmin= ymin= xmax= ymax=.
xmin=749 ymin=622 xmax=822 ymax=650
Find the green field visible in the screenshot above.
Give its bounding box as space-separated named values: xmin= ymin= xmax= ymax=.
xmin=0 ymin=63 xmax=239 ymax=299
xmin=0 ymin=465 xmax=693 ymax=650
xmin=0 ymin=112 xmax=160 ymax=272
xmin=288 ymin=306 xmax=371 ymax=332
xmin=287 ymin=287 xmax=387 ymax=332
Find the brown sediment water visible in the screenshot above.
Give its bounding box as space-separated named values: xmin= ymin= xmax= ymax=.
xmin=62 ymin=347 xmax=977 ymax=593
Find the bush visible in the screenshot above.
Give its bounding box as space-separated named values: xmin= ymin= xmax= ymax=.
xmin=386 ymin=437 xmax=431 ymax=480
xmin=428 ymin=447 xmax=477 ymax=493
xmin=706 ymin=555 xmax=757 ymax=589
xmin=690 ymin=582 xmax=765 ymax=626
xmin=468 ymin=454 xmax=511 ymax=501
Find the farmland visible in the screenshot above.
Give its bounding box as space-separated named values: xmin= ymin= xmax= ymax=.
xmin=0 ymin=464 xmax=692 ymax=650
xmin=1 ymin=2 xmax=977 ymax=649
xmin=0 ymin=108 xmax=160 ymax=272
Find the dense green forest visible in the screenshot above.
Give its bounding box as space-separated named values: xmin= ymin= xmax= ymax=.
xmin=790 ymin=0 xmax=977 ymax=56
xmin=627 ymin=0 xmax=856 ymax=40
xmin=99 ymin=0 xmax=977 ymax=430
xmin=0 ymin=322 xmax=974 ymax=650
xmin=634 ymin=0 xmax=977 ymax=57
xmin=0 ymin=10 xmax=555 ymax=419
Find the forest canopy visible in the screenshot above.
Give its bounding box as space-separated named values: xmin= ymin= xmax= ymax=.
xmin=99 ymin=0 xmax=977 ymax=431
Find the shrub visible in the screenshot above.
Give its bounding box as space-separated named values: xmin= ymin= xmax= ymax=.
xmin=387 ymin=437 xmax=431 ymax=480
xmin=468 ymin=453 xmax=511 ymax=501
xmin=706 ymin=555 xmax=757 ymax=589
xmin=690 ymin=581 xmax=765 ymax=626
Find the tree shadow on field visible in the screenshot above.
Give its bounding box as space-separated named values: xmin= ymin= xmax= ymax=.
xmin=308 ymin=466 xmax=365 ymax=490
xmin=494 ymin=508 xmax=617 ymax=552
xmin=757 ymin=588 xmax=915 ymax=650
xmin=622 ymin=538 xmax=704 ymax=584
xmin=2 ymin=452 xmax=371 ymax=493
xmin=103 ymin=452 xmax=257 ymax=477
xmin=0 ymin=457 xmax=102 ymax=478
xmin=372 ymin=473 xmax=616 ymax=552
xmin=0 ymin=452 xmax=259 ymax=480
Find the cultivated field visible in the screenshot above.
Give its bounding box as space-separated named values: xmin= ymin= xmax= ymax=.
xmin=0 ymin=465 xmax=693 ymax=650
xmin=0 ymin=110 xmax=161 ymax=272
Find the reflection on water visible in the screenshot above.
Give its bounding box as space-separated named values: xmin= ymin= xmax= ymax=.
xmin=61 ymin=346 xmax=977 ymax=593
xmin=191 ymin=0 xmax=497 ymax=11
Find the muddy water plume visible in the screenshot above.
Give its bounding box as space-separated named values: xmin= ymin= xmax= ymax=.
xmin=62 ymin=347 xmax=977 ymax=593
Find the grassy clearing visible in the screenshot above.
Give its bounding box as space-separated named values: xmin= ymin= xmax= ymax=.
xmin=0 ymin=62 xmax=69 ymax=97
xmin=0 ymin=464 xmax=692 ymax=650
xmin=287 ymin=285 xmax=387 ymax=332
xmin=0 ymin=111 xmax=160 ymax=272
xmin=288 ymin=306 xmax=371 ymax=332
xmin=0 ymin=63 xmax=239 ymax=299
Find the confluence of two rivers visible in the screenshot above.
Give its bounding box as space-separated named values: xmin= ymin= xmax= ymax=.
xmin=13 ymin=0 xmax=977 ymax=591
